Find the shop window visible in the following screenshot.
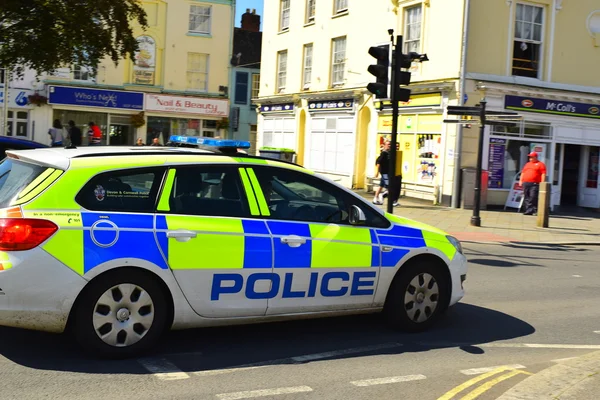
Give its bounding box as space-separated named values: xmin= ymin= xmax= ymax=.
xmin=189 ymin=5 xmax=212 ymax=34
xmin=512 ymin=3 xmax=544 ymax=79
xmin=6 ymin=111 xmax=29 ymax=137
xmin=586 ymin=147 xmax=599 ymax=189
xmin=307 ymin=116 xmax=354 ymax=175
xmin=490 ymin=120 xmax=551 ymax=139
xmin=76 ymin=168 xmax=165 ymax=213
xmin=487 ymin=138 xmax=549 ymax=190
xmin=331 ymin=36 xmax=346 ymax=87
xmin=167 ymin=166 xmax=250 ymax=218
xmin=235 ymin=72 xmax=249 ymax=105
xmin=262 ymin=117 xmax=296 ymax=149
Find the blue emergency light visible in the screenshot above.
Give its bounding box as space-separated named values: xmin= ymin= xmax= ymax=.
xmin=169 ymin=135 xmax=251 ymax=149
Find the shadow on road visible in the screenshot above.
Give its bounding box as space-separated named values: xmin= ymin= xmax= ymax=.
xmin=468 ymin=258 xmax=523 ymax=267
xmin=0 ymin=303 xmax=535 ymax=375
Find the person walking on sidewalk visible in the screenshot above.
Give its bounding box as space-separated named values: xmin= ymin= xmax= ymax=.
xmin=519 ymin=151 xmax=547 ymax=215
xmin=48 ymin=119 xmax=64 ymax=147
xmin=373 ymin=140 xmax=391 ymax=205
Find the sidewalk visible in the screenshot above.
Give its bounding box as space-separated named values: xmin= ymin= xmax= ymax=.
xmin=356 ymin=191 xmax=600 ymax=245
xmin=495 ymin=350 xmax=600 ymax=399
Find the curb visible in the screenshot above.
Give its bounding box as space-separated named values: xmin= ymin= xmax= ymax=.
xmin=496 ymin=350 xmax=600 ymax=400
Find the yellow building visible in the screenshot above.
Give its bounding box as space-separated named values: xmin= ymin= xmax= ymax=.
xmin=42 ymin=0 xmax=233 ymax=146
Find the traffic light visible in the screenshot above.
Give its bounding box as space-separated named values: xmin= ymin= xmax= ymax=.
xmin=366 ymin=44 xmax=391 ymax=99
xmin=394 ymin=49 xmax=429 ymax=102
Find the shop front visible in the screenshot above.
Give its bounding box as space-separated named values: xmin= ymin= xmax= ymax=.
xmin=304 ymin=98 xmax=356 ymax=186
xmin=144 ymin=94 xmax=229 ymax=145
xmin=0 ymin=88 xmax=35 ymax=139
xmin=258 ymin=103 xmax=297 ymax=150
xmin=481 ymin=93 xmax=600 ymax=210
xmin=375 ymin=93 xmax=446 ymax=200
xmin=48 ymin=85 xmax=144 ymax=145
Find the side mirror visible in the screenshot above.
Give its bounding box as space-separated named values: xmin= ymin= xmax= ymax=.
xmin=349 ymin=205 xmax=367 ymax=225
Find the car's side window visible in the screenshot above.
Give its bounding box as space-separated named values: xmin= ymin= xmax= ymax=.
xmin=251 ymin=166 xmax=389 ymax=228
xmin=76 ymin=167 xmax=165 ymax=213
xmin=167 ymin=166 xmax=251 ymax=218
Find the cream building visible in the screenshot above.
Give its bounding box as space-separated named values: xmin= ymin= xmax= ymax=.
xmin=258 ymin=0 xmax=600 ymax=210
xmin=35 ymin=0 xmax=233 ymax=146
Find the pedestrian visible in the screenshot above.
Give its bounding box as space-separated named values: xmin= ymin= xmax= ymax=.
xmin=87 ymin=122 xmax=102 ymax=145
xmin=373 ymin=140 xmax=391 ymax=205
xmin=519 ymin=151 xmax=547 ymax=215
xmin=48 ymin=119 xmax=64 ymax=147
xmin=136 ymin=138 xmax=145 ymax=146
xmin=67 ymin=120 xmax=82 ymax=146
xmin=390 ymin=174 xmax=402 ymax=207
xmin=151 ymin=137 xmax=161 ymax=146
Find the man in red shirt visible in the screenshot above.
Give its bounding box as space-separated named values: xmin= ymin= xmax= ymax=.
xmin=519 ymin=151 xmax=547 ymax=215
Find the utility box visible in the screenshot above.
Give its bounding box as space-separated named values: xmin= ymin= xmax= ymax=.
xmin=461 ymin=168 xmax=488 ymax=210
xmin=258 ymin=147 xmax=296 ymax=163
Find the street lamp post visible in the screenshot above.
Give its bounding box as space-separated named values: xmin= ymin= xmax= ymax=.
xmin=470 ymin=100 xmax=486 ymax=227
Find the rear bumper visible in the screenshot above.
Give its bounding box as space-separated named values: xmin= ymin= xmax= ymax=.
xmin=0 ymin=248 xmax=87 ymax=333
xmin=448 ymin=253 xmax=468 ymax=307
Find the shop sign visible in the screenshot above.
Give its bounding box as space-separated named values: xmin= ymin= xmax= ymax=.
xmin=375 ymin=92 xmax=443 ymax=110
xmin=488 ymin=138 xmax=506 ymax=189
xmin=259 ymin=103 xmax=294 ymax=113
xmin=308 ymin=99 xmax=354 ymax=112
xmin=133 ymin=35 xmax=156 ymax=86
xmin=0 ymin=89 xmax=34 ymax=109
xmin=48 ymin=86 xmax=144 ymax=110
xmin=505 ymin=95 xmax=600 ymax=120
xmin=145 ymin=94 xmax=228 ymax=117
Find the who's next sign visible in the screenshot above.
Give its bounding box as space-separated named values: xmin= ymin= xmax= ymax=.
xmin=48 ymin=86 xmax=144 ymax=111
xmin=505 ymin=95 xmax=600 ymax=120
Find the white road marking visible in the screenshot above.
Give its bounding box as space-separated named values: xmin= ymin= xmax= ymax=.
xmin=193 ymin=366 xmax=267 ymax=377
xmin=551 ymin=357 xmax=578 ymax=363
xmin=573 ymin=275 xmax=583 ymax=278
xmin=137 ymin=357 xmax=190 ymax=380
xmin=216 ymin=386 xmax=313 ymax=400
xmin=594 ymin=331 xmax=600 ymax=334
xmin=350 ymin=374 xmax=427 ymax=387
xmin=460 ymin=364 xmax=526 ymax=375
xmin=290 ymin=342 xmax=402 ymax=363
xmin=481 ymin=343 xmax=600 ymax=350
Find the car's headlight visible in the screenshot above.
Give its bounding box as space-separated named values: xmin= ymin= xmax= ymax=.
xmin=446 ymin=235 xmax=463 ymax=255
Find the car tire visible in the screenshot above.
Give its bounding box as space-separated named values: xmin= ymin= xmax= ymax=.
xmin=72 ymin=269 xmax=169 ymax=359
xmin=383 ymin=259 xmax=450 ymax=333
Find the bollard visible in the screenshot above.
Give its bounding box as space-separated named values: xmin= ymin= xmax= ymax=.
xmin=537 ymin=181 xmax=550 ymax=228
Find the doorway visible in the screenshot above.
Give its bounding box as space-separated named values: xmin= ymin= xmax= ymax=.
xmin=560 ymin=144 xmax=579 ymax=206
xmin=109 ymin=124 xmax=133 ymax=146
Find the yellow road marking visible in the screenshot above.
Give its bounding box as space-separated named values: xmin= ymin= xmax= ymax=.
xmin=437 ymin=367 xmax=532 ymax=400
xmin=460 ymin=370 xmax=529 ymax=400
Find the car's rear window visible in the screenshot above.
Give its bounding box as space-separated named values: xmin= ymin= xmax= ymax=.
xmin=0 ymin=159 xmax=47 ymax=208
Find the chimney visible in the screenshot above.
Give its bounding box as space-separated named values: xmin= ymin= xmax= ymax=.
xmin=241 ymin=9 xmax=261 ymax=32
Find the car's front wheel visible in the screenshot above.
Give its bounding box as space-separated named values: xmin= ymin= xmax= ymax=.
xmin=72 ymin=269 xmax=169 ymax=358
xmin=383 ymin=259 xmax=450 ymax=332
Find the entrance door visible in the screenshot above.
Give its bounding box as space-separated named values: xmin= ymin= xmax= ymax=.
xmin=551 ymin=143 xmax=564 ymax=210
xmin=578 ymin=146 xmax=600 ymax=208
xmin=109 ymin=124 xmax=133 ymax=146
xmin=561 ymin=144 xmax=580 ymax=207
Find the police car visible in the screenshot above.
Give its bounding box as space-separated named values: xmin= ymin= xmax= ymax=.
xmin=0 ymin=136 xmax=467 ymax=358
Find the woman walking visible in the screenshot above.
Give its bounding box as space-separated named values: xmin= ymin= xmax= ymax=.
xmin=48 ymin=119 xmax=64 ymax=147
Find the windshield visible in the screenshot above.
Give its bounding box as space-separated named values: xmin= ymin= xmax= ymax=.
xmin=0 ymin=158 xmax=47 ymax=208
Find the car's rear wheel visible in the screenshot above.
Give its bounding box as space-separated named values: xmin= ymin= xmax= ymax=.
xmin=383 ymin=259 xmax=450 ymax=332
xmin=72 ymin=270 xmax=168 ymax=359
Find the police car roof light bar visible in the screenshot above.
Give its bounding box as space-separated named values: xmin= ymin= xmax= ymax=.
xmin=169 ymin=135 xmax=251 ymax=149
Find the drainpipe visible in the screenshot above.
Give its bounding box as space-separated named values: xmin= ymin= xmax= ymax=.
xmin=451 ymin=0 xmax=471 ymax=208
xmin=228 ymin=0 xmax=236 ymax=139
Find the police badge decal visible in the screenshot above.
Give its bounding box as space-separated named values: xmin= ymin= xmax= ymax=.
xmin=94 ymin=185 xmax=106 ymax=202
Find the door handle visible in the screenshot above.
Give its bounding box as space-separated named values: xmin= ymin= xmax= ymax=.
xmin=281 ymin=235 xmax=307 ymax=248
xmin=167 ymin=230 xmax=197 ymax=243
xmin=381 ymin=246 xmax=393 ymax=253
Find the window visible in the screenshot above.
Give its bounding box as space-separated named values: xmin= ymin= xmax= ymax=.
xmin=0 ymin=159 xmax=47 ymax=209
xmin=73 ymin=65 xmax=95 ymax=81
xmin=404 ymin=5 xmax=422 ymax=53
xmin=331 ymin=37 xmax=346 ymax=86
xmin=512 ymin=3 xmax=544 ymax=78
xmin=251 ymin=166 xmax=389 ymax=227
xmin=302 ymin=44 xmax=313 ymax=90
xmin=334 ymin=0 xmax=348 ymax=14
xmin=251 ymin=74 xmax=260 ymax=99
xmin=235 ymin=72 xmax=249 ymax=105
xmin=187 ymin=53 xmax=209 ymax=91
xmin=167 ymin=166 xmax=250 ymax=218
xmin=6 ymin=111 xmax=29 ymax=137
xmin=189 ymin=5 xmax=212 ymax=34
xmin=277 ymin=50 xmax=288 ymax=93
xmin=306 ymin=0 xmax=316 ymax=23
xmin=76 ymin=168 xmax=165 ymax=212
xmin=280 ymin=0 xmax=291 ymax=31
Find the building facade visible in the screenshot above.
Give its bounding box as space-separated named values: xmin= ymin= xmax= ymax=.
xmin=29 ymin=0 xmax=233 ymax=146
xmin=229 ymin=9 xmax=262 ymax=154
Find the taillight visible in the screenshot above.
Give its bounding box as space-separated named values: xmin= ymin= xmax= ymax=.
xmin=0 ymin=218 xmax=58 ymax=251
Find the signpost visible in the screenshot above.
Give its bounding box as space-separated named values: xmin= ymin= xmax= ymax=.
xmin=444 ymin=102 xmax=522 ymax=226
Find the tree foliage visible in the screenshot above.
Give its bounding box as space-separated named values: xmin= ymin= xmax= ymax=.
xmin=0 ymin=0 xmax=148 ymax=75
